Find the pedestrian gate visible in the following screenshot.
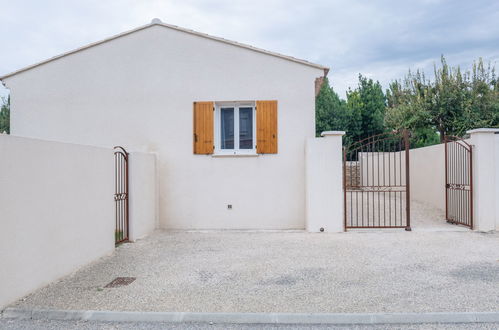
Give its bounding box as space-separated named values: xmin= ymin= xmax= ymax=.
xmin=444 ymin=136 xmax=473 ymax=228
xmin=343 ymin=130 xmax=411 ymax=230
xmin=114 ymin=146 xmax=129 ymax=243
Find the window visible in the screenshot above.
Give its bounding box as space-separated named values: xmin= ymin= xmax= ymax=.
xmin=193 ymin=100 xmax=277 ymax=155
xmin=215 ymin=102 xmax=256 ymax=155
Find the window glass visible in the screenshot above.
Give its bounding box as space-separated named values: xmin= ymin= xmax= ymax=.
xmin=239 ymin=107 xmax=253 ymax=149
xmin=220 ymin=107 xmax=234 ymax=149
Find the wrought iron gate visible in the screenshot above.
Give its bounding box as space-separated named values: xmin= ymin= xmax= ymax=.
xmin=444 ymin=136 xmax=473 ymax=228
xmin=343 ymin=130 xmax=411 ymax=230
xmin=114 ymin=146 xmax=129 ymax=243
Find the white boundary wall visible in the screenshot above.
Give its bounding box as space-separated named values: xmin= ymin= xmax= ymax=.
xmin=409 ymin=143 xmax=446 ymax=211
xmin=0 ymin=136 xmax=158 ymax=309
xmin=359 ymin=151 xmax=406 ymax=187
xmin=0 ymin=135 xmax=114 ymax=307
xmin=0 ymin=135 xmax=114 ymax=308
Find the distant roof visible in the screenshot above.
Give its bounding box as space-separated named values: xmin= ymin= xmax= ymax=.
xmin=0 ymin=19 xmax=329 ymax=80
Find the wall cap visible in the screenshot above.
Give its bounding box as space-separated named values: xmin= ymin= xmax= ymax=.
xmin=321 ymin=131 xmax=346 ymax=137
xmin=466 ymin=128 xmax=499 ymax=134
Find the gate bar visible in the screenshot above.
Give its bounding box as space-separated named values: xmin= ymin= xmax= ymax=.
xmin=404 ymin=129 xmax=411 ymax=231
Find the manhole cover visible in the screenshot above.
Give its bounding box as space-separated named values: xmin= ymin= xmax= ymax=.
xmin=105 ymin=277 xmax=136 ymax=288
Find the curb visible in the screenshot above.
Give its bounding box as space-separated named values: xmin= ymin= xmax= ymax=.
xmin=2 ymin=308 xmax=499 ymax=324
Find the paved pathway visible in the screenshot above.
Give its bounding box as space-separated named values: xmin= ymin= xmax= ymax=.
xmin=8 ymin=230 xmax=498 ymax=313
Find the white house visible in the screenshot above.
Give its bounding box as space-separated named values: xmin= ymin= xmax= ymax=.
xmin=1 ymin=19 xmax=329 ymax=230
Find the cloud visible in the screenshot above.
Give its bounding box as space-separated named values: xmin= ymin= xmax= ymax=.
xmin=1 ymin=0 xmax=499 ymax=98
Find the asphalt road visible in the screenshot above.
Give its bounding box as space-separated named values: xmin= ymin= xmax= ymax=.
xmin=1 ymin=319 xmax=498 ymax=330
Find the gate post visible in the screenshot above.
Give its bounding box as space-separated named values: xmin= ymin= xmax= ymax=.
xmin=305 ymin=131 xmax=345 ymax=232
xmin=404 ymin=129 xmax=411 ymax=231
xmin=467 ymin=128 xmax=499 ymax=231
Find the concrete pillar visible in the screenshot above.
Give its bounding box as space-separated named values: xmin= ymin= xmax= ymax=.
xmin=467 ymin=128 xmax=499 ymax=232
xmin=305 ymin=131 xmax=345 ymax=232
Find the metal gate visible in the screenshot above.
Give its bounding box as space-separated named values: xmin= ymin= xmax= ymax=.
xmin=444 ymin=136 xmax=473 ymax=228
xmin=114 ymin=146 xmax=129 ymax=244
xmin=343 ymin=130 xmax=411 ymax=230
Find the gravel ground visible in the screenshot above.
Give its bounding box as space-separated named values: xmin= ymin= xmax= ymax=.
xmin=8 ymin=229 xmax=498 ymax=313
xmin=1 ymin=319 xmax=498 ymax=330
xmin=346 ymin=195 xmax=468 ymax=231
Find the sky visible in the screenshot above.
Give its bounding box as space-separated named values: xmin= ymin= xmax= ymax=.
xmin=1 ymin=0 xmax=499 ymax=99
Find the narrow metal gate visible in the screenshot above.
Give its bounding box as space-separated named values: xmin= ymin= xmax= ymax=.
xmin=444 ymin=136 xmax=473 ymax=228
xmin=343 ymin=130 xmax=411 ymax=230
xmin=114 ymin=146 xmax=129 ymax=244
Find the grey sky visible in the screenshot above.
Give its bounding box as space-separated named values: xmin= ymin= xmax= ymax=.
xmin=1 ymin=0 xmax=499 ymax=99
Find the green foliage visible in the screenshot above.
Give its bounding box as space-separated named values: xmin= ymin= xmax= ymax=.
xmin=315 ymin=75 xmax=386 ymax=144
xmin=315 ymin=77 xmax=348 ymax=136
xmin=385 ymin=56 xmax=499 ymax=145
xmin=0 ymin=95 xmax=9 ymax=134
xmin=347 ymin=74 xmax=386 ymax=142
xmin=316 ymin=56 xmax=498 ymax=148
xmin=315 ymin=75 xmax=387 ymax=146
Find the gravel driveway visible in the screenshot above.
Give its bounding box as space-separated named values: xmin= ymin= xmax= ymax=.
xmin=8 ymin=229 xmax=498 ymax=313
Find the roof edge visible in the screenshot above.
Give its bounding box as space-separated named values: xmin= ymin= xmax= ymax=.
xmin=0 ymin=21 xmax=329 ymax=80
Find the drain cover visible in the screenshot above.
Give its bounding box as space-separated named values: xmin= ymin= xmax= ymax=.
xmin=105 ymin=277 xmax=136 ymax=288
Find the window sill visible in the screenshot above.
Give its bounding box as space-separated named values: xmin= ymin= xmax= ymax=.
xmin=212 ymin=153 xmax=259 ymax=158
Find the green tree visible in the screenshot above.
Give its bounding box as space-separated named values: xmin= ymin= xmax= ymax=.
xmin=386 ymin=56 xmax=499 ymax=145
xmin=315 ymin=77 xmax=348 ymax=136
xmin=385 ymin=70 xmax=438 ymax=146
xmin=346 ymin=74 xmax=386 ymax=142
xmin=458 ymin=58 xmax=499 ymax=134
xmin=344 ymin=88 xmax=362 ymax=145
xmin=0 ymin=95 xmax=9 ymax=134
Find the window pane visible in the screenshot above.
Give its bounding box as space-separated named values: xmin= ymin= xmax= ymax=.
xmin=220 ymin=107 xmax=234 ymax=149
xmin=239 ymin=107 xmax=253 ymax=149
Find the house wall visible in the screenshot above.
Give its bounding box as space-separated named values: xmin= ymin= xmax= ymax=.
xmin=0 ymin=135 xmax=114 ymax=309
xmin=4 ymin=25 xmax=323 ymax=229
xmin=128 ymin=151 xmax=159 ymax=241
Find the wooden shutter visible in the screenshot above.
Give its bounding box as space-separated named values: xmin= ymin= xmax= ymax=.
xmin=193 ymin=101 xmax=214 ymax=154
xmin=256 ymin=100 xmax=278 ymax=154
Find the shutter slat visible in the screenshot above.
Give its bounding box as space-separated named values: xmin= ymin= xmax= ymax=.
xmin=256 ymin=100 xmax=278 ymax=154
xmin=193 ymin=101 xmax=214 ymax=154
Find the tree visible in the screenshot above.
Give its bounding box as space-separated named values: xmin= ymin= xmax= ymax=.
xmin=0 ymin=95 xmax=9 ymax=134
xmin=315 ymin=77 xmax=348 ymax=136
xmin=458 ymin=58 xmax=499 ymax=134
xmin=315 ymin=74 xmax=387 ymax=146
xmin=346 ymin=74 xmax=386 ymax=142
xmin=385 ymin=56 xmax=499 ymax=145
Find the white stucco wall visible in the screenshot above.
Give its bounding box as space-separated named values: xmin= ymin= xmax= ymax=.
xmin=3 ymin=24 xmax=323 ymax=229
xmin=0 ymin=135 xmax=114 ymax=309
xmin=409 ymin=143 xmax=445 ymax=211
xmin=357 ymin=144 xmax=448 ymax=212
xmin=305 ymin=132 xmax=344 ymax=232
xmin=359 ymin=151 xmax=407 ymax=187
xmin=467 ymin=129 xmax=499 ymax=231
xmin=128 ymin=151 xmax=159 ymax=241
